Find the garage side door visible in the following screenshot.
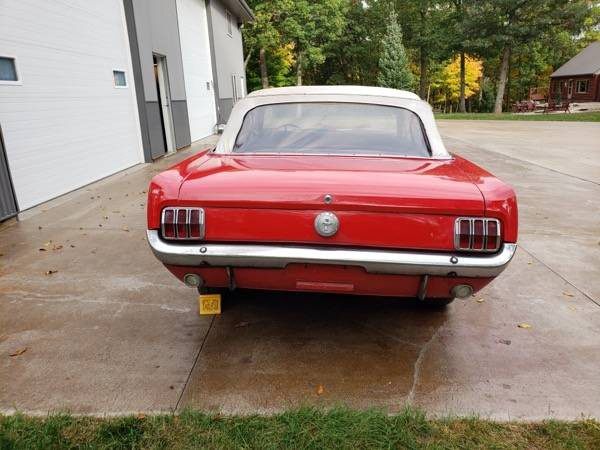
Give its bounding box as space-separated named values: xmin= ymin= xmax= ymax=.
xmin=0 ymin=0 xmax=143 ymax=210
xmin=0 ymin=127 xmax=18 ymax=221
xmin=176 ymin=0 xmax=217 ymax=142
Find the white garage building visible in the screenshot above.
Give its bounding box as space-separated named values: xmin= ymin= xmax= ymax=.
xmin=0 ymin=0 xmax=253 ymax=220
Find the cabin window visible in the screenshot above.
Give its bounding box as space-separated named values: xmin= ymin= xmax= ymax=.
xmin=576 ymin=80 xmax=588 ymax=94
xmin=234 ymin=102 xmax=431 ymax=157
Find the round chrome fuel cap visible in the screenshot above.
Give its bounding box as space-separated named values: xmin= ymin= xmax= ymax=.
xmin=314 ymin=212 xmax=339 ymax=237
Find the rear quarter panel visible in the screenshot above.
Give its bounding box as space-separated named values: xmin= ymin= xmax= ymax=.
xmin=454 ymin=155 xmax=518 ymax=243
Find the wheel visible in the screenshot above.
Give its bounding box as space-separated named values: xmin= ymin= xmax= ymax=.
xmin=422 ymin=297 xmax=455 ymax=308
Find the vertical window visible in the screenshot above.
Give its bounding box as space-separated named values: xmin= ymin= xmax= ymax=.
xmin=576 ymin=80 xmax=588 ymax=93
xmin=226 ymin=10 xmax=233 ymax=36
xmin=0 ymin=56 xmax=20 ymax=84
xmin=113 ymin=70 xmax=127 ymax=88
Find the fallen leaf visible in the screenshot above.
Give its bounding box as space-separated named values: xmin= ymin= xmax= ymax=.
xmin=562 ymin=292 xmax=575 ymax=298
xmin=476 ymin=298 xmax=485 ymax=303
xmin=45 ymin=270 xmax=57 ymax=275
xmin=9 ymin=348 xmax=28 ymax=357
xmin=52 ymin=245 xmax=63 ymax=251
xmin=137 ymin=413 xmax=146 ymax=420
xmin=498 ymin=339 xmax=511 ymax=345
xmin=91 ymin=249 xmax=97 ymax=254
xmin=317 ymin=384 xmax=324 ymax=395
xmin=517 ymin=323 xmax=531 ymax=329
xmin=234 ymin=321 xmax=249 ymax=328
xmin=38 ymin=248 xmax=47 ymax=252
xmin=70 ymin=244 xmax=76 ymax=248
xmin=38 ymin=226 xmax=43 ymax=230
xmin=569 ymin=305 xmax=576 ymax=312
xmin=122 ymin=227 xmax=130 ymax=232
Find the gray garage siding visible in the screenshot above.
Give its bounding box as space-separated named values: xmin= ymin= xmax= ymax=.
xmin=206 ymin=0 xmax=248 ymax=124
xmin=124 ymin=0 xmax=191 ymax=161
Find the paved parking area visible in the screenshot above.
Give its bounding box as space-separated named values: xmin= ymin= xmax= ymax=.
xmin=1 ymin=121 xmax=599 ymax=419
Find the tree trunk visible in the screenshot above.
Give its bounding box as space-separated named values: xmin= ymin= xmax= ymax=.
xmin=494 ymin=47 xmax=510 ymax=114
xmin=296 ymin=51 xmax=303 ymax=86
xmin=459 ymin=51 xmax=466 ymax=113
xmin=244 ymin=48 xmax=253 ymax=70
xmin=419 ymin=47 xmax=428 ymax=100
xmin=505 ymin=57 xmax=512 ymax=110
xmin=259 ymin=48 xmax=269 ymax=89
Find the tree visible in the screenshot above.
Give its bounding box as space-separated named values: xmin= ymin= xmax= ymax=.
xmin=315 ymin=0 xmax=383 ymax=86
xmin=377 ymin=11 xmax=414 ymax=91
xmin=430 ymin=54 xmax=482 ymax=111
xmin=383 ymin=0 xmax=452 ymax=99
xmin=464 ymin=0 xmax=589 ymax=113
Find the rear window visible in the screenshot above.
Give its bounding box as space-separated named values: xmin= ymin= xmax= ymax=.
xmin=233 ymin=102 xmax=430 ymax=157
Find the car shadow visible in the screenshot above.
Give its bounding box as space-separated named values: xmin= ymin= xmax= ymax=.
xmin=178 ymin=288 xmax=450 ymax=414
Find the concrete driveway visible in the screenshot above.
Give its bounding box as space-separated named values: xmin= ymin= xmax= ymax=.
xmin=1 ymin=122 xmax=599 ymax=420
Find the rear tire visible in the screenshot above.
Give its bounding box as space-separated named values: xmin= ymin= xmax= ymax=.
xmin=423 ymin=297 xmax=455 ymax=308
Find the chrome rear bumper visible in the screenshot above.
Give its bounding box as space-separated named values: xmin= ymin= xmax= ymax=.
xmin=146 ymin=230 xmax=516 ymax=278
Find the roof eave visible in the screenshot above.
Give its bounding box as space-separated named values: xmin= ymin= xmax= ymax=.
xmin=226 ymin=0 xmax=254 ymax=22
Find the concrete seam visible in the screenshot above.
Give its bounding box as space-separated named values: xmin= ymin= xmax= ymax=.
xmin=175 ymin=314 xmax=216 ymax=412
xmin=518 ymin=245 xmax=599 ymax=307
xmin=445 ymin=134 xmax=600 ymax=186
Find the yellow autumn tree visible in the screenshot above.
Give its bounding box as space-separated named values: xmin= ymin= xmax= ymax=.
xmin=430 ymin=55 xmax=482 ymax=108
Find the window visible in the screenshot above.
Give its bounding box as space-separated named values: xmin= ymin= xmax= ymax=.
xmin=576 ymin=80 xmax=588 ymax=94
xmin=233 ymin=102 xmax=430 ymax=157
xmin=226 ymin=10 xmax=233 ymax=36
xmin=568 ymin=79 xmax=573 ymax=96
xmin=0 ymin=56 xmax=20 ymax=85
xmin=113 ymin=70 xmax=127 ymax=88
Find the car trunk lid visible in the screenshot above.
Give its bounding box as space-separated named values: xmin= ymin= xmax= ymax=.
xmin=178 ymin=153 xmax=484 ymax=215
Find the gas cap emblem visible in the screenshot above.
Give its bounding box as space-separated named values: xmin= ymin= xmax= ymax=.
xmin=314 ymin=212 xmax=339 ymax=237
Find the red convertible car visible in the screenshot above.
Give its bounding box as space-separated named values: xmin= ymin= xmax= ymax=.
xmin=147 ymin=86 xmax=517 ymax=306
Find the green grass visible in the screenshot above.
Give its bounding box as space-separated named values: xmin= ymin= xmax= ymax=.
xmin=435 ymin=112 xmax=600 ymax=122
xmin=1 ymin=407 xmax=599 ymax=449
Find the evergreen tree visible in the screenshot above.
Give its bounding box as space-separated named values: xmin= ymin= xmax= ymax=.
xmin=377 ymin=11 xmax=414 ymax=91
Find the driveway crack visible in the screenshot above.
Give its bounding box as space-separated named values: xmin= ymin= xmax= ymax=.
xmin=406 ymin=324 xmax=444 ymax=406
xmin=175 ymin=315 xmax=216 ymax=412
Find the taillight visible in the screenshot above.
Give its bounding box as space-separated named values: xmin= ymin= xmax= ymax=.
xmin=454 ymin=218 xmax=501 ymax=252
xmin=161 ymin=207 xmax=204 ymax=240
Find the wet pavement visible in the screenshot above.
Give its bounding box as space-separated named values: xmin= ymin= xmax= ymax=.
xmin=1 ymin=122 xmax=599 ymax=419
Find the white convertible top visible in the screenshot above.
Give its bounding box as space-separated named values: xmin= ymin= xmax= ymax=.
xmin=216 ymin=85 xmax=450 ymax=158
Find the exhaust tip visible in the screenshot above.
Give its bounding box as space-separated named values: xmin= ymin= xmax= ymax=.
xmin=183 ymin=273 xmax=204 ymax=288
xmin=451 ymin=284 xmax=473 ymax=299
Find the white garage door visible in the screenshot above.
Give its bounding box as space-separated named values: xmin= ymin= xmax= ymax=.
xmin=0 ymin=0 xmax=143 ymax=210
xmin=176 ymin=0 xmax=217 ymax=142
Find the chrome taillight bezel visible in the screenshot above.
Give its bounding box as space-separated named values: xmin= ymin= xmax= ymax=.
xmin=454 ymin=217 xmax=501 ymax=252
xmin=161 ymin=207 xmax=205 ymax=240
